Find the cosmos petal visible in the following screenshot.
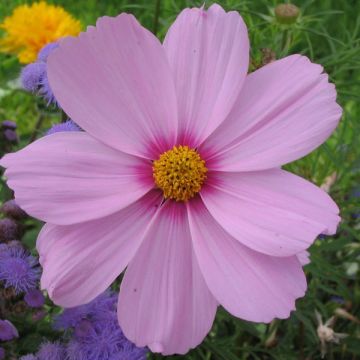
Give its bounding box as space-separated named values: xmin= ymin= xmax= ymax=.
xmin=118 ymin=201 xmax=217 ymax=355
xmin=48 ymin=14 xmax=178 ymax=159
xmin=201 ymin=55 xmax=342 ymax=171
xmin=0 ymin=132 xmax=153 ymax=225
xmin=38 ymin=191 xmax=162 ymax=307
xmin=297 ymin=251 xmax=311 ymax=266
xmin=163 ymin=4 xmax=249 ymax=146
xmin=188 ymin=197 xmax=307 ymax=322
xmin=200 ymin=169 xmax=340 ymax=257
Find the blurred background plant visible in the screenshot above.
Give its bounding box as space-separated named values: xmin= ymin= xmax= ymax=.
xmin=0 ymin=0 xmax=359 ymax=359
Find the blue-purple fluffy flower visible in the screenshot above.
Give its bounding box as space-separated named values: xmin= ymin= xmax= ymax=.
xmin=54 ymin=290 xmax=117 ymax=330
xmin=55 ymin=290 xmax=147 ymax=360
xmin=0 ymin=244 xmax=41 ymax=294
xmin=47 ymin=120 xmax=80 ymax=136
xmin=37 ymin=341 xmax=66 ymax=360
xmin=21 ymin=42 xmax=59 ymax=105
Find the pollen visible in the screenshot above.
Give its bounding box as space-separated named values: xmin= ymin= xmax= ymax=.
xmin=153 ymin=145 xmax=207 ymax=202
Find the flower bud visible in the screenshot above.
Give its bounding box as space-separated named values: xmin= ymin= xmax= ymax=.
xmin=3 ymin=129 xmax=18 ymax=143
xmin=0 ymin=218 xmax=21 ymax=242
xmin=24 ymin=289 xmax=45 ymax=308
xmin=0 ymin=319 xmax=19 ymax=341
xmin=275 ymin=4 xmax=300 ymax=25
xmin=1 ymin=200 xmax=28 ymax=220
xmin=1 ymin=121 xmax=16 ymax=130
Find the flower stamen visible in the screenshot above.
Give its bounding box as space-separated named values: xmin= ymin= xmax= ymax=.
xmin=153 ymin=145 xmax=207 ymax=202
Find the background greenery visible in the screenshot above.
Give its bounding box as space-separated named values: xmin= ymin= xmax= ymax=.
xmin=0 ymin=0 xmax=359 ymax=359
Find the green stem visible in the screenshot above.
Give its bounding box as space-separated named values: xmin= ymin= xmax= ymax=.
xmin=153 ymin=0 xmax=162 ymax=35
xmin=29 ymin=112 xmax=45 ymax=144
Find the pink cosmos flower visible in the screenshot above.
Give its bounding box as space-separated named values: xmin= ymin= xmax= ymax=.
xmin=0 ymin=4 xmax=341 ymax=355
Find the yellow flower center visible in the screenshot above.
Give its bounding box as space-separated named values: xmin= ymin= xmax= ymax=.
xmin=153 ymin=145 xmax=207 ymax=202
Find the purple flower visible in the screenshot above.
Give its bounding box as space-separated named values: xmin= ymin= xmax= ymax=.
xmin=54 ymin=290 xmax=116 ymax=330
xmin=0 ymin=347 xmax=5 ymax=360
xmin=3 ymin=129 xmax=18 ymax=142
xmin=1 ymin=120 xmax=17 ymax=130
xmin=47 ymin=120 xmax=80 ymax=136
xmin=24 ymin=289 xmax=45 ymax=308
xmin=21 ymin=42 xmax=59 ymax=105
xmin=38 ymin=42 xmax=59 ymax=62
xmin=66 ymin=321 xmax=148 ymax=360
xmin=0 ymin=218 xmax=20 ymax=242
xmin=56 ymin=290 xmax=147 ymax=360
xmin=37 ymin=341 xmax=66 ymax=360
xmin=39 ymin=71 xmax=57 ymax=105
xmin=0 ymin=200 xmax=27 ymax=220
xmin=0 ymin=245 xmax=41 ymax=294
xmin=21 ymin=62 xmax=46 ymax=92
xmin=0 ymin=319 xmax=19 ymax=341
xmin=74 ymin=319 xmax=94 ymax=338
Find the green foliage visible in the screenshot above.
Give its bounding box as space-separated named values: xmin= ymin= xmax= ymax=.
xmin=0 ymin=0 xmax=359 ymax=359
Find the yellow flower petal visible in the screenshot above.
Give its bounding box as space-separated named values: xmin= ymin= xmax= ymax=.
xmin=0 ymin=1 xmax=81 ymax=63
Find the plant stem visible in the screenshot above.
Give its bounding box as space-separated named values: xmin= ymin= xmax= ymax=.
xmin=153 ymin=0 xmax=161 ymax=35
xmin=29 ymin=112 xmax=45 ymax=143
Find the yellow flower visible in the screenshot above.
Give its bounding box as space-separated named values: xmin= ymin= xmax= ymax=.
xmin=0 ymin=2 xmax=81 ymax=64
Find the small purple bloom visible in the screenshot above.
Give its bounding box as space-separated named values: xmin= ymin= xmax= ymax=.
xmin=0 ymin=218 xmax=20 ymax=242
xmin=24 ymin=289 xmax=45 ymax=308
xmin=47 ymin=120 xmax=80 ymax=136
xmin=39 ymin=71 xmax=56 ymax=105
xmin=21 ymin=42 xmax=59 ymax=105
xmin=54 ymin=290 xmax=116 ymax=330
xmin=0 ymin=319 xmax=19 ymax=341
xmin=38 ymin=42 xmax=59 ymax=62
xmin=21 ymin=62 xmax=46 ymax=92
xmin=3 ymin=129 xmax=18 ymax=143
xmin=0 ymin=200 xmax=27 ymax=220
xmin=1 ymin=120 xmax=16 ymax=130
xmin=0 ymin=245 xmax=41 ymax=294
xmin=66 ymin=323 xmax=124 ymax=360
xmin=37 ymin=341 xmax=66 ymax=360
xmin=58 ymin=290 xmax=147 ymax=360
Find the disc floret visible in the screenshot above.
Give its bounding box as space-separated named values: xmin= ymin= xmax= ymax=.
xmin=153 ymin=145 xmax=207 ymax=202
